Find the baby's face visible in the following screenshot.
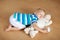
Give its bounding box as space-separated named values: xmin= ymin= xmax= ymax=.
xmin=36 ymin=10 xmax=45 ymax=19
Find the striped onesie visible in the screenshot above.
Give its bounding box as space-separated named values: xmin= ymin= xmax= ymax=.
xmin=9 ymin=12 xmax=38 ymax=29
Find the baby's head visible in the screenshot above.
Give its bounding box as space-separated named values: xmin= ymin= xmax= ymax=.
xmin=34 ymin=8 xmax=45 ymax=19
xmin=45 ymin=14 xmax=51 ymax=20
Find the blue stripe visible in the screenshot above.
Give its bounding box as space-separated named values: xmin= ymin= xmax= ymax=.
xmin=27 ymin=14 xmax=31 ymax=25
xmin=13 ymin=12 xmax=16 ymax=18
xmin=17 ymin=12 xmax=20 ymax=22
xmin=22 ymin=13 xmax=26 ymax=25
xmin=13 ymin=12 xmax=38 ymax=25
xmin=31 ymin=14 xmax=38 ymax=23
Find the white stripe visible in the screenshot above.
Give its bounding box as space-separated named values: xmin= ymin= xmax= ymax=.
xmin=20 ymin=13 xmax=22 ymax=23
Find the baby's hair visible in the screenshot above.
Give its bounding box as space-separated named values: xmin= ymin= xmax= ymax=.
xmin=35 ymin=8 xmax=45 ymax=12
xmin=34 ymin=8 xmax=45 ymax=16
xmin=34 ymin=8 xmax=46 ymax=14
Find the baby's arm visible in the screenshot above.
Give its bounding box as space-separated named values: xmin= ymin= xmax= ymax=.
xmin=33 ymin=23 xmax=48 ymax=33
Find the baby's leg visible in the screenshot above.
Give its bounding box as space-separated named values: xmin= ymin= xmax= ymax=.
xmin=5 ymin=25 xmax=20 ymax=31
xmin=5 ymin=25 xmax=12 ymax=31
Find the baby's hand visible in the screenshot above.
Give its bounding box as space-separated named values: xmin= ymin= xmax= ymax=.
xmin=47 ymin=27 xmax=51 ymax=32
xmin=42 ymin=30 xmax=48 ymax=33
xmin=43 ymin=27 xmax=51 ymax=33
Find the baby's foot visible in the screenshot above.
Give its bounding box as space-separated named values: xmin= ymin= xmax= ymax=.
xmin=5 ymin=28 xmax=10 ymax=32
xmin=5 ymin=25 xmax=12 ymax=32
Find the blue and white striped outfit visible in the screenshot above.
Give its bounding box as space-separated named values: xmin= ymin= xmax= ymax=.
xmin=9 ymin=12 xmax=38 ymax=29
xmin=13 ymin=12 xmax=38 ymax=25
